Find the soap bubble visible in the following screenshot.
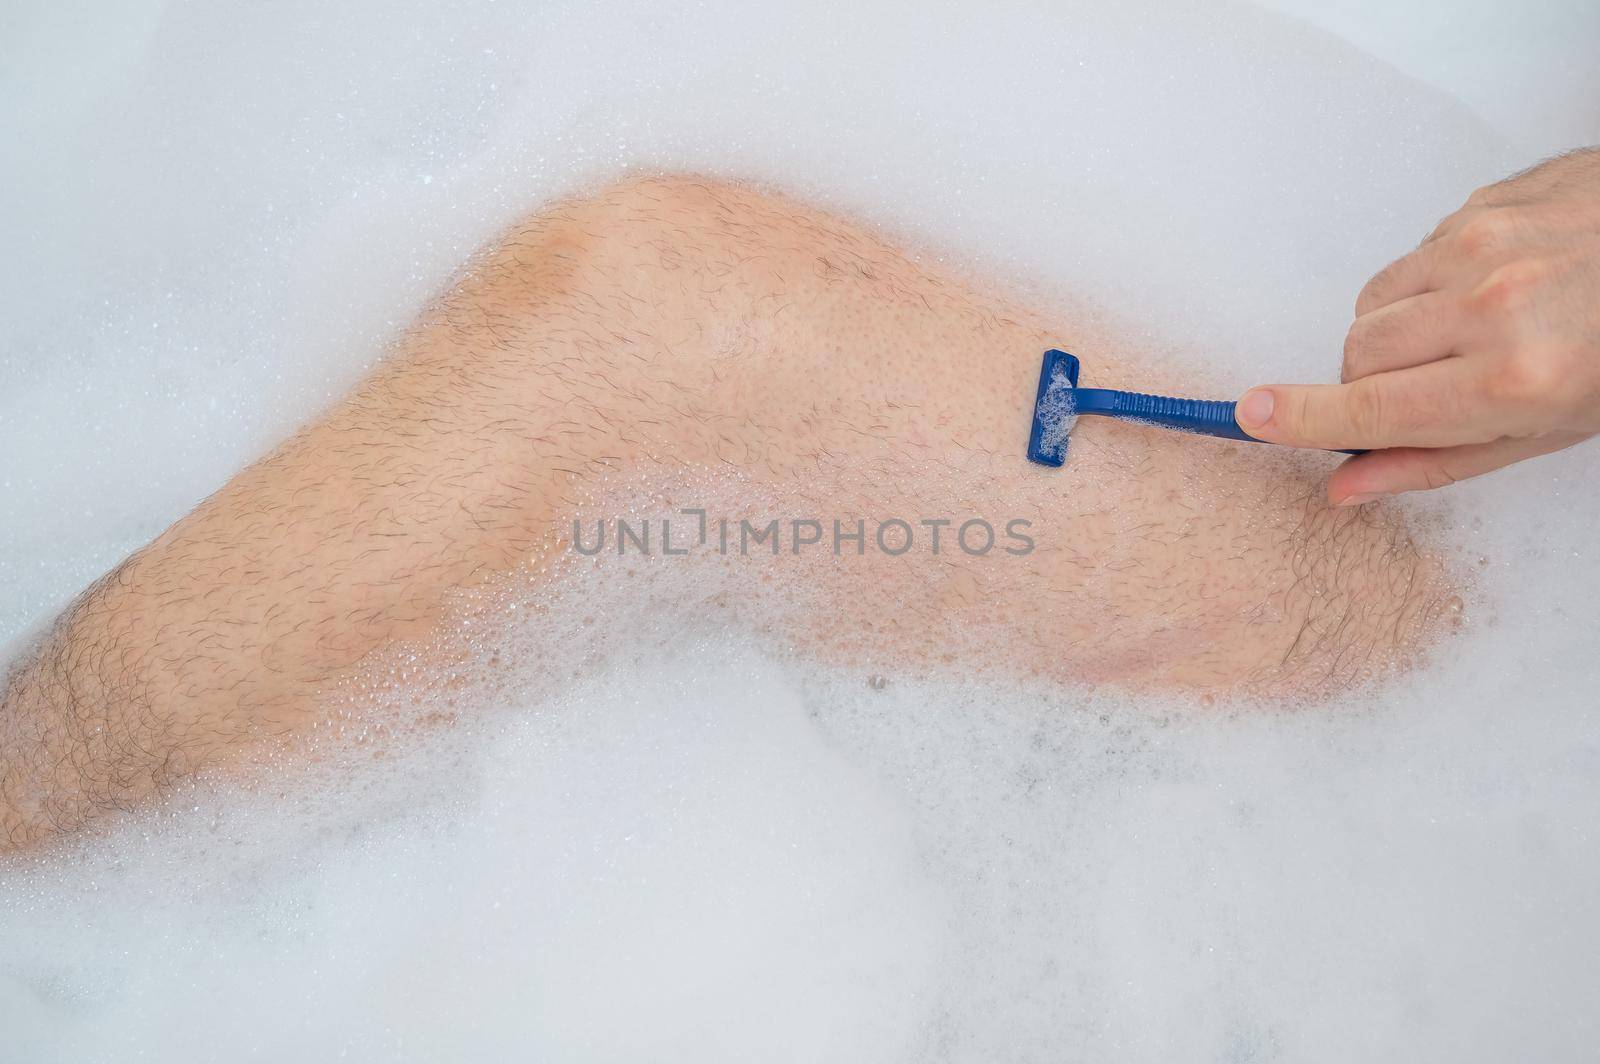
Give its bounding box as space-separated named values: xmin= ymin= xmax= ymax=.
xmin=3 ymin=1 xmax=1599 ymax=1061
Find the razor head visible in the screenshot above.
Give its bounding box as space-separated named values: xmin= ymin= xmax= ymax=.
xmin=1026 ymin=349 xmax=1080 ymax=467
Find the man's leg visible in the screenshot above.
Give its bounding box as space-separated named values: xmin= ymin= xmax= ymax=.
xmin=0 ymin=176 xmax=1453 ymax=850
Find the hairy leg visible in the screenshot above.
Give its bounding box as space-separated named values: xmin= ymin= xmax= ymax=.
xmin=0 ymin=176 xmax=1454 ymax=850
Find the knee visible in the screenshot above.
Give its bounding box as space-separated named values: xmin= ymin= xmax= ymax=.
xmin=403 ymin=172 xmax=918 ymax=444
xmin=567 ymin=173 xmax=761 ymax=229
xmin=506 ymin=174 xmax=800 ymax=308
xmin=397 ymin=175 xmax=802 ymax=419
xmin=427 ymin=174 xmax=808 ymax=380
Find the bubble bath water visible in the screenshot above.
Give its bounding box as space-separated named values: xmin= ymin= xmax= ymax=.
xmin=3 ymin=1 xmax=1600 ymax=1061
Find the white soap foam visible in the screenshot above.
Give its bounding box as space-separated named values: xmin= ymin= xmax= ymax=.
xmin=3 ymin=0 xmax=1600 ymax=1060
xmin=1034 ymin=362 xmax=1079 ymax=461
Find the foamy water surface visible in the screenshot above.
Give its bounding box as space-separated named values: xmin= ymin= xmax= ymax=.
xmin=3 ymin=1 xmax=1599 ymax=1060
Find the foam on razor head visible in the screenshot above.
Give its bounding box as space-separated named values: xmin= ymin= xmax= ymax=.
xmin=1026 ymin=349 xmax=1080 ymax=467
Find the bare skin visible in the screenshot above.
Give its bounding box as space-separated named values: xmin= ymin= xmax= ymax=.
xmin=0 ymin=176 xmax=1455 ymax=851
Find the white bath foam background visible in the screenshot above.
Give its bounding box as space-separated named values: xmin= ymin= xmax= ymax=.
xmin=1259 ymin=0 xmax=1600 ymax=160
xmin=2 ymin=0 xmax=1600 ymax=1060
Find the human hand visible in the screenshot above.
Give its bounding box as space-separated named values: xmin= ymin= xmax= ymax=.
xmin=1234 ymin=147 xmax=1600 ymax=505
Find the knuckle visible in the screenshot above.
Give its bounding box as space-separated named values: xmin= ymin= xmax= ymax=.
xmin=1463 ymin=181 xmax=1508 ymax=210
xmin=1343 ymin=312 xmax=1396 ymax=375
xmin=1355 ymin=250 xmax=1431 ymax=316
xmin=1422 ymin=462 xmax=1464 ymax=491
xmin=1488 ymin=349 xmax=1560 ymax=406
xmin=1340 ymin=320 xmax=1368 ymax=380
xmin=1355 ymin=263 xmax=1398 ymax=316
xmin=1469 ymin=259 xmax=1543 ymax=319
xmin=1282 ymin=389 xmax=1316 ymax=440
xmin=1425 ymin=205 xmax=1469 ymax=244
xmin=1347 ymin=379 xmax=1387 ymax=439
xmin=1452 ymin=211 xmax=1515 ymax=259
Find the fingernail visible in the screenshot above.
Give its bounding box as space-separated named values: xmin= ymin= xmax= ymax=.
xmin=1237 ymin=389 xmax=1275 ymax=429
xmin=1336 ymin=492 xmax=1382 ymax=507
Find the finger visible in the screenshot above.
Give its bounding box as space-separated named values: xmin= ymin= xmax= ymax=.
xmin=1236 ymin=358 xmax=1497 ymax=451
xmin=1341 ymin=290 xmax=1465 ymax=382
xmin=1420 ymin=204 xmax=1475 ymax=246
xmin=1355 ymin=240 xmax=1447 ymax=316
xmin=1325 ymin=433 xmax=1585 ymax=504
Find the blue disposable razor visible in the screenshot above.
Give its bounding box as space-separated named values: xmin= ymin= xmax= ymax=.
xmin=1026 ymin=349 xmax=1361 ymax=466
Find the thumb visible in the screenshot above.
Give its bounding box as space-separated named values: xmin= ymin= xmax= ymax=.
xmin=1235 ymin=360 xmax=1478 ymax=451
